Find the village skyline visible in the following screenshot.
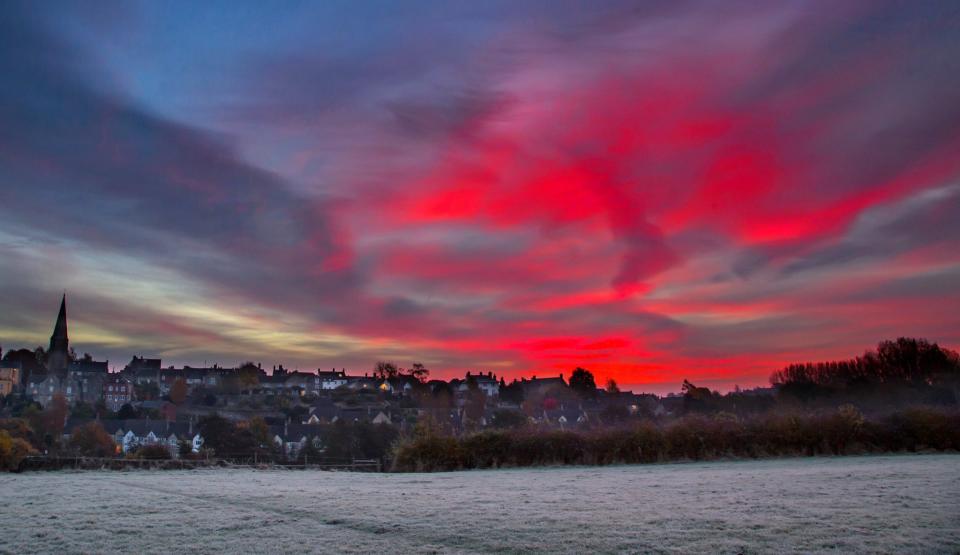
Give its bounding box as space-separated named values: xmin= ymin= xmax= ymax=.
xmin=2 ymin=293 xmax=782 ymax=394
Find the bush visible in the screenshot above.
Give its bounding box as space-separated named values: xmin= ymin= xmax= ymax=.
xmin=131 ymin=444 xmax=173 ymax=460
xmin=0 ymin=429 xmax=36 ymax=471
xmin=392 ymin=434 xmax=464 ymax=472
xmin=490 ymin=409 xmax=527 ymax=430
xmin=0 ymin=418 xmax=38 ymax=449
xmin=883 ymin=407 xmax=960 ymax=451
xmin=70 ymin=422 xmax=117 ymax=458
xmin=390 ymin=408 xmax=960 ymax=472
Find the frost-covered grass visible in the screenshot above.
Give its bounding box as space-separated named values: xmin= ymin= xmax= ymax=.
xmin=2 ymin=454 xmax=958 ymax=554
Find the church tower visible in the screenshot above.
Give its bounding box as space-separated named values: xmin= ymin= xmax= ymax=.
xmin=47 ymin=294 xmax=69 ymax=373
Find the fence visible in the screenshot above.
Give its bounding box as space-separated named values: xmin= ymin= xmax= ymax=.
xmin=15 ymin=455 xmax=383 ymax=473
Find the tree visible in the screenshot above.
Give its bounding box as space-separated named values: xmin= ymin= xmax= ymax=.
xmin=0 ymin=429 xmax=35 ymax=471
xmin=0 ymin=418 xmax=38 ymax=448
xmin=463 ymin=375 xmax=487 ymax=430
xmin=2 ymin=348 xmax=46 ymax=382
xmin=169 ymin=378 xmax=188 ymax=405
xmin=71 ymin=402 xmax=96 ymax=419
xmin=374 ymin=361 xmax=398 ymax=380
xmin=681 ymin=380 xmax=719 ymax=413
xmin=116 ymin=403 xmax=138 ymax=420
xmin=605 ymin=379 xmax=620 ymax=394
xmin=198 ymin=414 xmax=256 ymax=459
xmin=44 ymin=394 xmax=69 ymax=439
xmin=296 ymin=436 xmax=322 ymax=464
xmin=178 ymin=439 xmax=194 ymax=458
xmin=406 ymin=362 xmax=430 ymax=383
xmin=237 ymin=363 xmax=260 ymax=392
xmin=33 ymin=346 xmax=47 ymax=367
xmin=133 ymin=444 xmax=172 ymax=460
xmin=500 ymin=380 xmax=525 ymax=404
xmin=198 ymin=414 xmax=235 ymax=455
xmin=70 ymin=422 xmax=116 ymax=457
xmin=134 ymin=382 xmax=159 ymax=401
xmin=600 ymin=404 xmax=630 ymax=424
xmin=248 ymin=416 xmax=270 ymax=448
xmin=93 ymin=399 xmax=109 ymax=419
xmin=569 ymin=367 xmax=598 ymax=399
xmin=491 ymin=409 xmax=527 ymax=429
xmin=323 ymin=419 xmax=356 ymax=460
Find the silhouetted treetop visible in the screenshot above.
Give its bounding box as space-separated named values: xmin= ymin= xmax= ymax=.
xmin=771 ymin=338 xmax=959 ymax=390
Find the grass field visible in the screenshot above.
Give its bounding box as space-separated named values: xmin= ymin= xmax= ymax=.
xmin=2 ymin=454 xmax=958 ymax=554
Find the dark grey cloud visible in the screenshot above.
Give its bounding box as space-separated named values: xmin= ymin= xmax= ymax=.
xmin=782 ymin=184 xmax=960 ymax=276
xmin=0 ymin=4 xmax=364 ymax=322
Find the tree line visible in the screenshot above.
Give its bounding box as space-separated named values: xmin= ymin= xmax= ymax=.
xmin=393 ymin=406 xmax=960 ymax=471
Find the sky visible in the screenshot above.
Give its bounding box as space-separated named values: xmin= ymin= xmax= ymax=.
xmin=1 ymin=1 xmax=959 ymax=393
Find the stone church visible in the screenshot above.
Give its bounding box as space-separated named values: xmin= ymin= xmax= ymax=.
xmin=27 ymin=295 xmax=109 ymax=407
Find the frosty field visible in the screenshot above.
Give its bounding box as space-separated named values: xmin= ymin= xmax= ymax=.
xmin=2 ymin=454 xmax=958 ymax=554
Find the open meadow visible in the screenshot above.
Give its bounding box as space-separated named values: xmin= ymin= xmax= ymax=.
xmin=2 ymin=454 xmax=958 ymax=554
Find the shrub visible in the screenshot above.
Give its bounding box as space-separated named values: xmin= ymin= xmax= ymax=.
xmin=462 ymin=431 xmax=513 ymax=468
xmin=70 ymin=422 xmax=117 ymax=458
xmin=392 ymin=433 xmax=464 ymax=472
xmin=0 ymin=418 xmax=38 ymax=449
xmin=0 ymin=429 xmax=36 ymax=471
xmin=132 ymin=444 xmax=173 ymax=460
xmin=389 ymin=407 xmax=960 ymax=472
xmin=884 ymin=407 xmax=960 ymax=451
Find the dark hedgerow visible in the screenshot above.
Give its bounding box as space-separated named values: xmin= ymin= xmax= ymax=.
xmin=391 ymin=406 xmax=960 ymax=472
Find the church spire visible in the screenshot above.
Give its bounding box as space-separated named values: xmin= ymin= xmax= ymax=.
xmin=47 ymin=293 xmax=69 ymax=373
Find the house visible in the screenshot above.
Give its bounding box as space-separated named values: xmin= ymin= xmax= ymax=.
xmin=157 ymin=368 xmax=185 ymax=395
xmin=457 ymin=372 xmax=500 ymax=398
xmin=137 ymin=399 xmax=178 ymax=421
xmin=0 ymin=362 xmax=21 ymax=396
xmin=68 ymin=358 xmax=108 ymax=373
xmin=544 ymin=407 xmax=588 ymax=429
xmin=101 ymin=419 xmax=203 ymax=457
xmin=346 ymin=377 xmax=378 ymax=391
xmin=122 ymin=356 xmax=162 ymax=387
xmin=63 ymin=418 xmax=202 ymax=458
xmin=336 ymin=405 xmax=392 ymax=423
xmin=318 ymin=369 xmax=348 ymax=390
xmin=103 ymin=374 xmax=134 ymax=411
xmin=371 ymin=411 xmax=392 ymax=425
xmin=122 ymin=359 xmax=162 ymax=388
xmin=271 ymin=423 xmax=324 ymax=457
xmin=384 ymin=375 xmax=422 ymax=397
xmin=28 ymin=372 xmax=97 ymax=406
xmin=517 ymin=375 xmax=567 ymax=397
xmin=305 ymin=400 xmax=340 ymax=424
xmin=183 ymin=367 xmax=218 ymax=389
xmin=285 ymin=371 xmax=320 ymax=396
xmin=255 ymin=366 xmax=286 ymax=394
